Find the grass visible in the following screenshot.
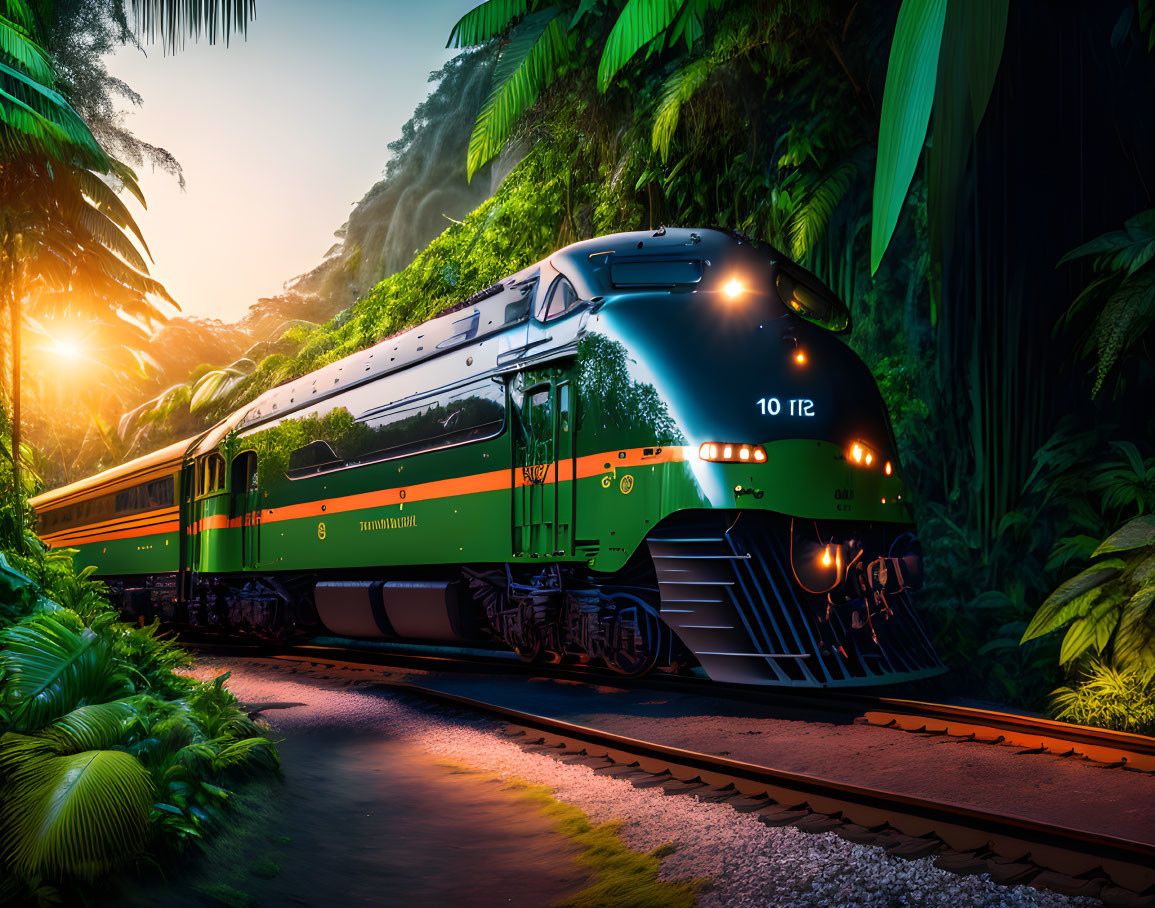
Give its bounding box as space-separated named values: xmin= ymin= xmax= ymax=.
xmin=441 ymin=764 xmax=706 ymax=908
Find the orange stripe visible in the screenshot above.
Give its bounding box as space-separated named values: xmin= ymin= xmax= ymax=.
xmin=40 ymin=509 xmax=178 ymax=543
xmin=42 ymin=445 xmax=691 ymax=547
xmin=257 ymin=446 xmax=689 ymax=525
xmin=43 ymin=520 xmax=180 ymax=548
xmin=38 ymin=506 xmax=178 ymax=540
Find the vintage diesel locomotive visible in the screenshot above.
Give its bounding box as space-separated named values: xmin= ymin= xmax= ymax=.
xmin=31 ymin=228 xmax=942 ymax=687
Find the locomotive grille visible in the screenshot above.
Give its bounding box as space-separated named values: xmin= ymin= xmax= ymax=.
xmin=647 ymin=511 xmax=944 ymax=687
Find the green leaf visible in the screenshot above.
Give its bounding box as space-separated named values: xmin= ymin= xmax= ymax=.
xmin=598 ymin=0 xmax=687 ymax=92
xmin=651 ymin=56 xmax=712 ymax=163
xmin=788 ymin=163 xmax=856 ymax=261
xmin=466 ymin=7 xmax=569 ymax=181
xmin=0 ymin=736 xmax=153 ymax=882
xmin=0 ymin=58 xmax=109 ymax=170
xmin=1093 ymin=514 xmax=1155 ymax=557
xmin=0 ymin=613 xmax=130 ymax=730
xmin=1115 ymin=580 xmax=1155 ymax=670
xmin=1020 ymin=559 xmax=1126 ymax=642
xmin=1087 ymin=268 xmax=1155 ymax=396
xmin=870 ymin=0 xmax=949 ymax=275
xmin=1059 ymin=615 xmax=1096 ymax=664
xmin=447 ymin=0 xmax=532 ymax=47
xmin=926 ymin=0 xmax=1007 ymax=266
xmin=37 ymin=700 xmax=139 ymax=754
xmin=0 ymin=14 xmax=55 ymax=85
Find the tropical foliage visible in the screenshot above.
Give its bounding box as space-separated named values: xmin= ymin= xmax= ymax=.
xmin=1050 ymin=661 xmax=1155 ymax=735
xmin=5 ymin=0 xmax=1150 ymax=736
xmin=1 ymin=0 xmax=274 ymax=900
xmin=1022 ymin=515 xmax=1155 ymax=669
xmin=0 ymin=542 xmax=278 ymax=901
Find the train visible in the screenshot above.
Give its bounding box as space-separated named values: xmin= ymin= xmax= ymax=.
xmin=31 ymin=227 xmax=943 ymax=687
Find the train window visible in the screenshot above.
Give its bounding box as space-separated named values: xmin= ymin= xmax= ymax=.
xmin=287 ymin=441 xmax=342 ymax=476
xmin=610 ymin=259 xmax=703 ymax=287
xmin=542 ymin=277 xmax=582 ymax=321
xmin=38 ymin=474 xmax=176 ymax=535
xmin=196 ymin=454 xmax=225 ymax=497
xmin=349 ymin=379 xmax=505 ymax=464
xmin=773 ymin=260 xmax=850 ymax=333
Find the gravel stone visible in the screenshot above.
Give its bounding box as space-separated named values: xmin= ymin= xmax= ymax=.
xmin=188 ymin=659 xmax=1103 ymax=908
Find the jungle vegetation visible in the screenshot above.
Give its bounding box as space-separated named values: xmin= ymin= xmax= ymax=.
xmin=1 ymin=1 xmax=281 ymax=902
xmin=8 ymin=1 xmax=1155 ymax=733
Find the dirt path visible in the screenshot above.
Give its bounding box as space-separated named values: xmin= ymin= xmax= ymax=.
xmin=108 ymin=716 xmax=590 ymax=906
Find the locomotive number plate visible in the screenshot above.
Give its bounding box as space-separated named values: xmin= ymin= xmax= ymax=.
xmin=757 ymin=397 xmax=815 ymax=417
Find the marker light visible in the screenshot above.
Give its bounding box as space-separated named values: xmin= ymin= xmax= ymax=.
xmin=721 ymin=278 xmax=744 ymax=300
xmin=884 ymin=461 xmax=892 ymax=476
xmin=699 ymin=442 xmax=767 ymax=463
xmin=794 ymin=351 xmax=806 ymax=365
xmin=847 ymin=440 xmax=882 ymax=470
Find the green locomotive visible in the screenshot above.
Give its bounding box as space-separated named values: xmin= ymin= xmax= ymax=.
xmin=31 ymin=228 xmax=941 ymax=687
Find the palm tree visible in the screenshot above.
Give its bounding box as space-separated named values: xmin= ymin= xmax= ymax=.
xmin=1 ymin=0 xmax=256 ymax=534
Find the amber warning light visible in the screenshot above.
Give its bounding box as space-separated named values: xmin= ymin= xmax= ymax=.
xmin=847 ymin=440 xmax=894 ymax=477
xmin=699 ymin=442 xmax=767 ymax=463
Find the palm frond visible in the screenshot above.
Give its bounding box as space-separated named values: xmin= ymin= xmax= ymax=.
xmin=787 ymin=163 xmax=856 ymax=262
xmin=0 ymin=14 xmax=54 ymax=84
xmin=72 ymin=170 xmax=153 ymax=260
xmin=466 ymin=7 xmax=569 ymax=181
xmin=189 ymin=360 xmax=254 ymax=412
xmin=447 ymin=0 xmax=532 ymax=48
xmin=598 ymin=0 xmax=687 ymax=92
xmin=0 ymin=59 xmax=108 ymax=169
xmin=651 ymin=56 xmax=712 ymax=163
xmin=0 ymin=613 xmax=131 ymax=730
xmin=0 ymin=736 xmax=153 ymax=882
xmin=37 ymin=700 xmax=139 ymax=754
xmin=127 ymin=0 xmax=256 ymax=53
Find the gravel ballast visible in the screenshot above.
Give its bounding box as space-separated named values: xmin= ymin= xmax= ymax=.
xmin=190 ymin=659 xmax=1102 ymax=908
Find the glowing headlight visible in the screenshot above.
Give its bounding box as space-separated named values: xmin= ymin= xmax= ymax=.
xmin=721 ymin=278 xmax=744 ymax=300
xmin=699 ymin=442 xmax=767 ymax=463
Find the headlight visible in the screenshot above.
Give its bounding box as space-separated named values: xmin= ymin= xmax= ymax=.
xmin=699 ymin=442 xmax=767 ymax=463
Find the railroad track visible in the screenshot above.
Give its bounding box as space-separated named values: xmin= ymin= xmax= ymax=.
xmin=182 ymin=635 xmax=1155 ymax=774
xmin=200 ymin=644 xmax=1155 ymax=904
xmin=386 ymin=681 xmax=1155 ymax=902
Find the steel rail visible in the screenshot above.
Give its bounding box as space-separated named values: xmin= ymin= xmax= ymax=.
xmin=183 ymin=641 xmax=1155 ymax=895
xmin=377 ymin=679 xmax=1155 ymax=895
xmin=179 ymin=635 xmax=1155 ymax=771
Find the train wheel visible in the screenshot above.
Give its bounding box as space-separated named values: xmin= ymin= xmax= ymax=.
xmin=511 ymin=599 xmax=562 ymax=664
xmin=606 ymin=598 xmax=667 ymax=677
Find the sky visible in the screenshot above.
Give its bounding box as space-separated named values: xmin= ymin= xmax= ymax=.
xmin=106 ymin=0 xmax=474 ymax=323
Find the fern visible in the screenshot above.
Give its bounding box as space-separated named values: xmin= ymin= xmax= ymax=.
xmin=1089 ymin=267 xmax=1155 ymax=396
xmin=467 ymin=7 xmax=570 ymax=181
xmin=787 ymin=163 xmax=856 ymax=261
xmin=1058 ymin=210 xmax=1155 ymax=396
xmin=651 ymin=57 xmax=712 ymax=162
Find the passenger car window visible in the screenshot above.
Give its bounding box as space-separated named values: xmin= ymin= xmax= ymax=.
xmin=543 ymin=277 xmax=582 ymax=321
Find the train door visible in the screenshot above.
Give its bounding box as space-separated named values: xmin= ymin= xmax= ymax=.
xmin=178 ymin=460 xmax=196 ymax=604
xmin=232 ymin=451 xmax=260 ymax=570
xmin=191 ymin=452 xmax=225 ymax=571
xmin=513 ymin=375 xmax=575 ymax=557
